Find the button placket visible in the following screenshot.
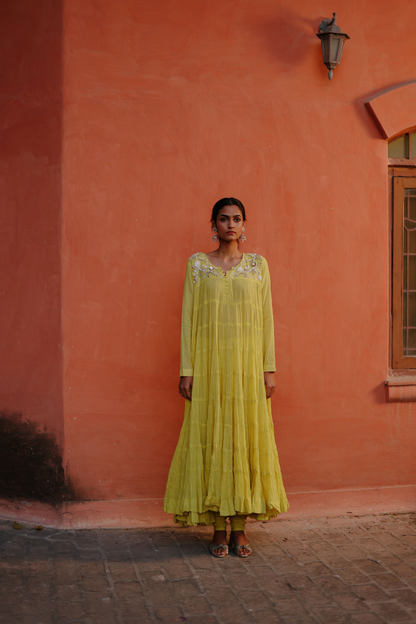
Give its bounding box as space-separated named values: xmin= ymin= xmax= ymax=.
xmin=225 ymin=277 xmax=231 ymax=299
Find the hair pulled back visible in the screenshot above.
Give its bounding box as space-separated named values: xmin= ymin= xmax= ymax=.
xmin=211 ymin=197 xmax=246 ymax=224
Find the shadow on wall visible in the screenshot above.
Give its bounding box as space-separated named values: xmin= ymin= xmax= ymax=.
xmin=0 ymin=412 xmax=75 ymax=503
xmin=371 ymin=382 xmax=388 ymax=405
xmin=250 ymin=8 xmax=322 ymax=70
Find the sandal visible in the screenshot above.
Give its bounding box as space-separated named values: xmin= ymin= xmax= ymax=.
xmin=209 ymin=543 xmax=229 ymax=558
xmin=230 ymin=540 xmax=252 ymax=558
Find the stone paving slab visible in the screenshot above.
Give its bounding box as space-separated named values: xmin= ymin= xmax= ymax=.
xmin=3 ymin=513 xmax=416 ymax=623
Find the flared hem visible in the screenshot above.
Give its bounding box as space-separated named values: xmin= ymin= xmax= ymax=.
xmin=168 ymin=501 xmax=290 ymax=527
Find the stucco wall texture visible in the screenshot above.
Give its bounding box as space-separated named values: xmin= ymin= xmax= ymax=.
xmin=0 ymin=2 xmax=63 ymax=440
xmin=2 ymin=0 xmax=416 ymax=526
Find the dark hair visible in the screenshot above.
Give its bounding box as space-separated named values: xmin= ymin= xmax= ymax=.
xmin=211 ymin=197 xmax=246 ymax=224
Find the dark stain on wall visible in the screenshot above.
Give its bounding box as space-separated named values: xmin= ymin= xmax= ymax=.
xmin=0 ymin=412 xmax=75 ymax=502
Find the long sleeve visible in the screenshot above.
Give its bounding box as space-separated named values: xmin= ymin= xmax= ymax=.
xmin=261 ymin=257 xmax=276 ymax=372
xmin=180 ymin=260 xmax=194 ymax=377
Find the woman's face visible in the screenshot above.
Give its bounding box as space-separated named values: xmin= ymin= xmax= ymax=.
xmin=214 ymin=205 xmax=244 ymax=242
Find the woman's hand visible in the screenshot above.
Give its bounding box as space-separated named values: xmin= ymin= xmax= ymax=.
xmin=179 ymin=376 xmax=193 ymax=401
xmin=264 ymin=372 xmax=276 ymax=399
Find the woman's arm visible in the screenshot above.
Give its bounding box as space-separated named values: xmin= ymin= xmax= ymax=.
xmin=179 ymin=259 xmax=194 ymax=400
xmin=261 ymin=257 xmax=276 ymax=399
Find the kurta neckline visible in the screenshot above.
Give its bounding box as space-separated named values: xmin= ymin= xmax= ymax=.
xmin=202 ymin=252 xmax=245 ymax=276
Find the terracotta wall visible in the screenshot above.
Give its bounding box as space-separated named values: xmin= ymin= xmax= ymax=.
xmin=3 ymin=0 xmax=416 ymax=523
xmin=0 ymin=2 xmax=63 ymax=437
xmin=60 ymin=0 xmax=416 ymax=510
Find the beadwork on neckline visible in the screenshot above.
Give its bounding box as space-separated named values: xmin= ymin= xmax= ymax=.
xmin=189 ymin=252 xmax=263 ymax=284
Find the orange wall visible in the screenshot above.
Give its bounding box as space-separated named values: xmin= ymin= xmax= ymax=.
xmin=0 ymin=1 xmax=63 ymax=441
xmin=60 ymin=0 xmax=416 ymax=503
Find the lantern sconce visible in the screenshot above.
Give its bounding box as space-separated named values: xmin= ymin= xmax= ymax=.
xmin=316 ymin=12 xmax=350 ymax=80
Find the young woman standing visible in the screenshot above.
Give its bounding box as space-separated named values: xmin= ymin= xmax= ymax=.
xmin=164 ymin=198 xmax=288 ymax=557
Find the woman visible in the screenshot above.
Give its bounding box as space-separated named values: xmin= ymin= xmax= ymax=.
xmin=164 ymin=198 xmax=288 ymax=557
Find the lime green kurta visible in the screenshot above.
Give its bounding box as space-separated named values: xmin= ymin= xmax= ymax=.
xmin=164 ymin=252 xmax=289 ymax=526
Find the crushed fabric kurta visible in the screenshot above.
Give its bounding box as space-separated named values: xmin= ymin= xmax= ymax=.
xmin=164 ymin=252 xmax=289 ymax=526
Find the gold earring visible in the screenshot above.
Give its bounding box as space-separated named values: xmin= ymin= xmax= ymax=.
xmin=212 ymin=226 xmax=219 ymax=242
xmin=239 ymin=226 xmax=246 ymax=242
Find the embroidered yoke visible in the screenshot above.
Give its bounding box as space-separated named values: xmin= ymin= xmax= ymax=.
xmin=164 ymin=252 xmax=289 ymax=526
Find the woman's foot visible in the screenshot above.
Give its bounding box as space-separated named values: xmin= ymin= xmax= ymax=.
xmin=230 ymin=530 xmax=252 ymax=557
xmin=210 ymin=530 xmax=228 ymax=557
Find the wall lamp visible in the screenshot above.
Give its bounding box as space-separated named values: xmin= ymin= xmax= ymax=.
xmin=316 ymin=13 xmax=350 ymax=80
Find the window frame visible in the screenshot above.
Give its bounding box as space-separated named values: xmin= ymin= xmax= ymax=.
xmin=392 ymin=174 xmax=416 ymax=368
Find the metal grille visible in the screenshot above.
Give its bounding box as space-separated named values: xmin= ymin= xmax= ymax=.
xmin=403 ymin=188 xmax=416 ymax=355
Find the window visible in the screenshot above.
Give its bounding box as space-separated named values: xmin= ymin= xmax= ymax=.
xmin=389 ymin=131 xmax=416 ymax=161
xmin=390 ymin=133 xmax=416 ymax=368
xmin=392 ymin=177 xmax=416 ymax=368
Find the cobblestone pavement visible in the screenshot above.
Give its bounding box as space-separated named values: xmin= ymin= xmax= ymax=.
xmin=3 ymin=514 xmax=416 ymax=623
